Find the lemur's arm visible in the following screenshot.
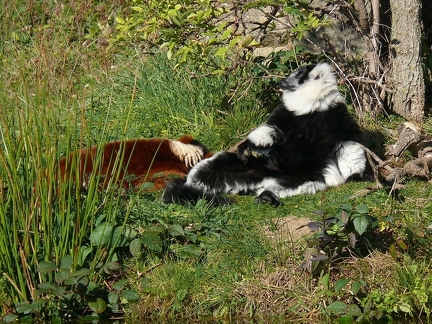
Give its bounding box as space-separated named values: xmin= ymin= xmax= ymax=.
xmin=237 ymin=124 xmax=284 ymax=163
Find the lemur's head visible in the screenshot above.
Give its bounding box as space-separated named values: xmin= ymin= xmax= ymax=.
xmin=279 ymin=62 xmax=342 ymax=115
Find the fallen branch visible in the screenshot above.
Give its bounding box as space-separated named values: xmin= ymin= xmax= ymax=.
xmin=362 ymin=122 xmax=432 ymax=193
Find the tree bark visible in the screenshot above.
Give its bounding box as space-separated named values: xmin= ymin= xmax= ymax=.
xmin=389 ymin=0 xmax=425 ymax=122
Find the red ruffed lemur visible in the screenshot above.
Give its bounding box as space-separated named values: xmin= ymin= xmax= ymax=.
xmin=58 ymin=135 xmax=212 ymax=191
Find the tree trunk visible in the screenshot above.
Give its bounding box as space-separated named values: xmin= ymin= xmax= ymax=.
xmin=389 ymin=0 xmax=425 ymax=122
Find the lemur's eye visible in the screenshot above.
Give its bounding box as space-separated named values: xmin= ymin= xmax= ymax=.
xmin=295 ymin=72 xmax=303 ymax=79
xmin=314 ymin=74 xmax=320 ymax=80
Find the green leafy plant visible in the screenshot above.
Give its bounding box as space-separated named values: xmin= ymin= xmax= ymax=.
xmin=359 ymin=259 xmax=432 ymax=321
xmin=5 ymin=255 xmax=139 ymax=322
xmin=114 ymin=0 xmax=328 ymax=73
xmin=128 ymin=199 xmax=227 ymax=261
xmin=301 ymin=203 xmax=379 ymax=273
xmin=0 ymin=100 xmax=140 ymax=321
xmin=316 ymin=272 xmax=366 ymax=322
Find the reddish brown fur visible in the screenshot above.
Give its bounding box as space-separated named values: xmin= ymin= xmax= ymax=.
xmin=59 ymin=135 xmax=212 ymax=191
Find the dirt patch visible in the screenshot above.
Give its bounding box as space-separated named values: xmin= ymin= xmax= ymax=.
xmin=262 ymin=215 xmax=314 ymax=244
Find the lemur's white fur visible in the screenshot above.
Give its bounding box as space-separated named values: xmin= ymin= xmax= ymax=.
xmin=247 ymin=124 xmax=280 ymax=147
xmin=335 ymin=141 xmax=366 ymax=180
xmin=263 ymin=179 xmax=328 ymax=198
xmin=282 ymin=63 xmax=343 ymax=116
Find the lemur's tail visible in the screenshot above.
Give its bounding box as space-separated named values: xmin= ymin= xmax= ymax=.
xmin=162 ymin=178 xmax=232 ymax=206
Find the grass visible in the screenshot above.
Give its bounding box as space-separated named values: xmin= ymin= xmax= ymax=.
xmin=1 ymin=0 xmax=432 ymax=322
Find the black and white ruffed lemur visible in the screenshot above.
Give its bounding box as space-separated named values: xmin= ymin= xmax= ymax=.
xmin=163 ymin=62 xmax=366 ymax=207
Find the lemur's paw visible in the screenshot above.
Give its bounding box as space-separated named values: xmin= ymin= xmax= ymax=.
xmin=256 ymin=190 xmax=282 ymax=207
xmin=171 ymin=141 xmax=204 ymax=168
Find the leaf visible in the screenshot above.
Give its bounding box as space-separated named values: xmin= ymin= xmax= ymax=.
xmin=15 ymin=299 xmax=47 ymax=314
xmin=340 ymin=203 xmax=353 ymax=212
xmin=169 ymin=224 xmax=184 ymax=236
xmin=38 ymin=282 xmax=57 ymax=290
xmin=129 ymin=238 xmax=142 ymax=257
xmin=353 ymin=216 xmax=369 ymax=235
xmin=151 ymin=171 xmax=165 ymax=179
xmin=60 ymin=254 xmax=73 ymax=270
xmin=90 ymin=222 xmax=114 ymax=246
xmin=172 ymin=243 xmax=202 ymax=259
xmin=120 ymin=289 xmax=140 ymax=303
xmin=37 ymin=261 xmax=57 ymax=274
xmin=112 ymin=225 xmax=137 ymax=247
xmin=215 ymin=47 xmax=228 ymax=58
xmin=141 ymin=230 xmax=163 ymax=252
xmin=88 ymin=298 xmax=107 ymax=314
xmin=167 ymin=49 xmax=173 ymax=60
xmin=115 ymin=16 xmax=125 ymax=24
xmin=327 ymin=301 xmax=347 ymax=313
xmin=37 ymin=282 xmax=57 ymax=294
xmin=51 ymin=317 xmax=62 ymax=324
xmin=344 ymin=304 xmax=363 ymax=316
xmin=108 ymin=291 xmax=119 ymax=305
xmin=399 ymin=303 xmax=412 ymax=313
xmin=112 ymin=279 xmax=129 ymax=291
xmin=72 ymin=268 xmax=91 ymax=279
xmin=210 ymin=69 xmax=225 ymax=75
xmin=220 ymin=29 xmax=232 ymax=40
xmin=55 ymin=269 xmax=70 ymax=284
xmin=337 ymin=315 xmax=354 ymax=324
xmin=351 ymin=281 xmax=363 ymax=295
xmin=176 ymin=288 xmax=188 ymax=301
xmin=356 ymin=204 xmax=369 ymax=214
xmin=52 ymin=286 xmax=67 ymax=297
xmin=240 ymin=35 xmax=253 ymax=47
xmin=389 ymin=243 xmax=397 ymax=259
xmin=141 ymin=181 xmax=155 ymax=189
xmin=319 ymin=273 xmax=330 ymax=289
xmin=3 ymin=314 xmax=19 ymax=322
xmin=103 ymin=261 xmax=122 ymax=274
xmin=63 ymin=277 xmax=79 ymax=285
xmin=78 ymin=246 xmax=93 ymax=266
xmin=334 ymin=278 xmax=350 ymax=292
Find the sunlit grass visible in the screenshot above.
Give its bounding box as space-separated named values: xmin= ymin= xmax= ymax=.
xmin=0 ymin=52 xmax=136 ymax=307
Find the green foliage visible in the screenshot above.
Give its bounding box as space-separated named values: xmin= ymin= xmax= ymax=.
xmin=301 ymin=203 xmax=379 ymax=273
xmin=316 ymin=272 xmax=366 ymax=322
xmin=10 ymin=256 xmax=139 ymax=320
xmin=322 ymin=259 xmax=432 ymax=322
xmin=114 ymin=0 xmax=328 ymax=72
xmin=127 ymin=199 xmax=225 ymax=261
xmin=0 ymin=81 xmax=142 ymax=320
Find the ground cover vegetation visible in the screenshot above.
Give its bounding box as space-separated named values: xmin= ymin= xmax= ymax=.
xmin=0 ymin=0 xmax=432 ymax=323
